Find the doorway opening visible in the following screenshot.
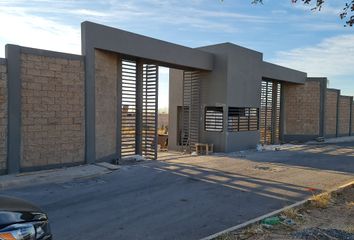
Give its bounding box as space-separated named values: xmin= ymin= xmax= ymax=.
xmin=120 ymin=59 xmax=158 ymax=160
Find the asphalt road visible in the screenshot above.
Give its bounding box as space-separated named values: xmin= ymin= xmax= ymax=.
xmin=2 ymin=142 xmax=354 ymax=240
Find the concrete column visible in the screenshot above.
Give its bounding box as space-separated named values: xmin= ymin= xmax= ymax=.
xmin=84 ymin=47 xmax=96 ymax=164
xmin=135 ymin=60 xmax=143 ymax=155
xmin=335 ymin=91 xmax=340 ymax=137
xmin=271 ymin=82 xmax=278 ymax=144
xmin=279 ymin=83 xmax=285 ymax=143
xmin=319 ymin=78 xmax=327 ymax=137
xmin=349 ymin=97 xmax=353 ymax=136
xmin=6 ymin=45 xmax=21 ymax=174
xmin=154 ymin=66 xmax=159 ymax=160
xmin=116 ymin=56 xmax=122 ymax=159
xmin=223 ymin=105 xmax=228 ymax=152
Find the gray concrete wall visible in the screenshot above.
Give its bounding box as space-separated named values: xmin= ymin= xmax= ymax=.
xmin=226 ymin=43 xmax=263 ymax=108
xmin=197 ymin=44 xmax=230 ymax=152
xmin=226 ymin=131 xmax=260 ymax=152
xmin=225 ymin=44 xmax=263 ymax=151
xmin=0 ymin=59 xmax=7 ymax=174
xmin=95 ymin=50 xmax=118 ymax=160
xmin=168 ymin=69 xmax=183 ymax=151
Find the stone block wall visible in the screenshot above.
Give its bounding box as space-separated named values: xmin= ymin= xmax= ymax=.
xmin=338 ymin=96 xmax=351 ymax=136
xmin=325 ymin=90 xmax=338 ymax=137
xmin=283 ymin=80 xmax=321 ymax=136
xmin=20 ymin=53 xmax=85 ymax=169
xmin=95 ymin=50 xmax=118 ymax=160
xmin=352 ymin=102 xmax=354 ymax=135
xmin=0 ymin=60 xmax=7 ymax=173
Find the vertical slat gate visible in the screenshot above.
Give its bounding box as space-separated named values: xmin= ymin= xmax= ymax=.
xmin=260 ymin=79 xmax=282 ymax=145
xmin=182 ymin=71 xmax=200 ymax=151
xmin=274 ymin=82 xmax=281 ymax=143
xmin=142 ymin=64 xmax=158 ymax=160
xmin=121 ymin=60 xmax=137 ymax=157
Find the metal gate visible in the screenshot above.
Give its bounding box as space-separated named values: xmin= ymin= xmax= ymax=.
xmin=121 ymin=59 xmax=137 ymax=157
xmin=260 ymin=79 xmax=282 ymax=145
xmin=181 ymin=71 xmax=200 ymax=151
xmin=142 ymin=64 xmax=158 ymax=160
xmin=120 ymin=60 xmax=158 ymax=159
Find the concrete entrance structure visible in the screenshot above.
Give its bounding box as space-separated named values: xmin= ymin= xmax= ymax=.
xmin=0 ymin=21 xmax=353 ymax=175
xmin=169 ymin=44 xmax=308 ymax=152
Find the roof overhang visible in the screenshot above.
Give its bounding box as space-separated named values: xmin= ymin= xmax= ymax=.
xmin=81 ymin=21 xmax=214 ymax=71
xmin=262 ymin=61 xmax=307 ymax=84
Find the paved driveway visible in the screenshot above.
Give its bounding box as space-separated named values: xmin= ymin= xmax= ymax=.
xmin=2 ymin=142 xmax=354 ymax=240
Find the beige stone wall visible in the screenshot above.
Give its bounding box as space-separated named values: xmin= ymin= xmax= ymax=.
xmin=95 ymin=50 xmax=118 ymax=160
xmin=338 ymin=96 xmax=351 ymax=136
xmin=0 ymin=62 xmax=7 ymax=173
xmin=283 ymin=81 xmax=321 ymax=135
xmin=325 ymin=90 xmax=338 ymax=136
xmin=20 ymin=53 xmax=85 ymax=168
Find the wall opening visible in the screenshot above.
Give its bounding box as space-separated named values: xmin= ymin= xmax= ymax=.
xmin=120 ymin=60 xmax=158 ymax=160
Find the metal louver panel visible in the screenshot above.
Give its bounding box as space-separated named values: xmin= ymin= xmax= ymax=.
xmin=181 ymin=71 xmax=200 ymax=151
xmin=142 ymin=64 xmax=158 ymax=160
xmin=260 ymin=80 xmax=282 ymax=145
xmin=121 ymin=59 xmax=137 ymax=157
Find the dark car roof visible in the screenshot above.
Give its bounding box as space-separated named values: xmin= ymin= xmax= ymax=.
xmin=0 ymin=195 xmax=42 ymax=212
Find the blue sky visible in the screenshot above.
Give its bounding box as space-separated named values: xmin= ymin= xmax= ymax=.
xmin=0 ymin=0 xmax=353 ymax=112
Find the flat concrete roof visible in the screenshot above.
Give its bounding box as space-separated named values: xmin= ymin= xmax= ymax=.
xmin=198 ymin=42 xmax=307 ymax=84
xmin=81 ymin=21 xmax=214 ymax=71
xmin=262 ymin=61 xmax=307 ymax=84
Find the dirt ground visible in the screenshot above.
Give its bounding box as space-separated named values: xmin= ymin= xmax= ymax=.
xmin=218 ymin=184 xmax=354 ymax=240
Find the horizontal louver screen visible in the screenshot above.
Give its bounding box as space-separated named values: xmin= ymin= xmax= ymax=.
xmin=205 ymin=107 xmax=223 ymax=132
xmin=228 ymin=107 xmax=259 ymax=132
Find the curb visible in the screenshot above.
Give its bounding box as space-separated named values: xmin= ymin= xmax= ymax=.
xmin=200 ymin=180 xmax=354 ymax=240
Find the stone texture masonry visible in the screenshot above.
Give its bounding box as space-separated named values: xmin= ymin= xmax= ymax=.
xmin=325 ymin=90 xmax=338 ymax=137
xmin=0 ymin=61 xmax=7 ymax=173
xmin=283 ymin=79 xmax=353 ymax=139
xmin=283 ymin=80 xmax=321 ymax=135
xmin=95 ymin=50 xmax=118 ymax=160
xmin=338 ymin=96 xmax=351 ymax=136
xmin=20 ymin=53 xmax=85 ymax=169
xmin=352 ymin=103 xmax=354 ymax=135
xmin=351 ymin=104 xmax=354 ymax=136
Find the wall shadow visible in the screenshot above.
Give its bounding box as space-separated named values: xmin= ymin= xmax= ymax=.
xmin=243 ymin=142 xmax=354 ymax=174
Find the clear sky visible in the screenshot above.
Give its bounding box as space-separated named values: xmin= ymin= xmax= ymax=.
xmin=0 ymin=0 xmax=353 ymax=112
